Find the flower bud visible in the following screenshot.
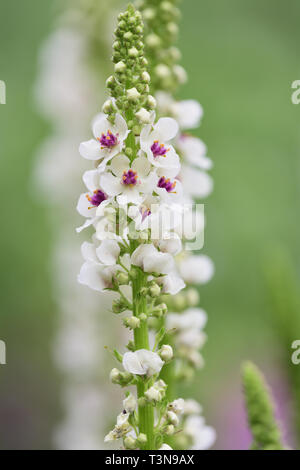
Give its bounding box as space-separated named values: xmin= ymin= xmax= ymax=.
xmin=124 ymin=316 xmax=140 ymax=329
xmin=155 ymin=64 xmax=171 ymax=79
xmin=124 ymin=435 xmax=137 ymax=449
xmin=141 ymin=71 xmax=150 ymax=83
xmin=138 ymin=313 xmax=147 ymax=322
xmin=128 ymin=47 xmax=139 ymax=58
xmin=126 ymin=87 xmax=141 ymax=102
xmin=143 ymin=8 xmax=155 ymax=21
xmin=146 ymin=33 xmax=161 ymax=49
xmin=110 ymin=368 xmax=121 ymax=384
xmin=173 ymin=65 xmax=187 ymax=84
xmin=114 ymin=61 xmax=126 ymax=73
xmin=149 ymin=282 xmax=161 ymax=298
xmin=115 ymin=271 xmax=129 ymax=285
xmin=112 ymin=299 xmax=126 ymax=314
xmin=165 ymin=424 xmax=175 ymax=435
xmin=159 ymin=344 xmax=173 ymax=362
xmin=102 ymin=99 xmax=115 ymax=114
xmin=147 ymin=95 xmax=157 ymax=110
xmin=123 ymin=31 xmax=133 ymax=41
xmin=137 ymin=433 xmax=147 ymax=446
xmin=138 ymin=397 xmax=147 ymax=407
xmin=167 ymin=410 xmax=179 ymax=426
xmin=106 ymin=75 xmax=116 ymax=88
xmin=135 ymin=108 xmax=152 ymax=124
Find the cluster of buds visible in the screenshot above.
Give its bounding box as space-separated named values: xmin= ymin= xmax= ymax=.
xmin=136 ymin=0 xmax=185 ymax=93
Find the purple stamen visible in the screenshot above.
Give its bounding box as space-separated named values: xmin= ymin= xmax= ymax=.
xmin=98 ymin=130 xmax=119 ymax=148
xmin=151 ymin=140 xmax=169 ymax=158
xmin=157 ymin=176 xmax=176 ymax=193
xmin=86 ymin=190 xmax=107 ymax=207
xmin=140 ymin=207 xmax=151 ymax=221
xmin=122 ymin=170 xmax=138 ymax=186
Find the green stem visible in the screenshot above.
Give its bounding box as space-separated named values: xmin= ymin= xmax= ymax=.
xmin=132 ymin=268 xmax=155 ymax=450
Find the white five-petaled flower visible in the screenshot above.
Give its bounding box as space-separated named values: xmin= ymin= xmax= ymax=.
xmin=100 ymin=154 xmax=156 ymax=205
xmin=79 ymin=113 xmax=129 ymax=171
xmin=122 ymin=349 xmax=164 ymax=376
xmin=140 ymin=117 xmax=180 ymax=174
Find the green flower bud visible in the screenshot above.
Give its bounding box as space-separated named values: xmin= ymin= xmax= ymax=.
xmin=110 ymin=368 xmax=121 ymax=384
xmin=126 ymin=87 xmax=141 ymax=102
xmin=124 ymin=316 xmax=141 ymax=329
xmin=135 ymin=107 xmax=152 ymax=124
xmin=165 ymin=424 xmax=175 ymax=435
xmin=146 ymin=33 xmax=161 ymax=49
xmin=147 ymin=95 xmax=157 ymax=110
xmin=159 ymin=344 xmax=173 ymax=362
xmin=102 ymin=99 xmax=115 ymax=114
xmin=138 ymin=313 xmax=148 ymax=322
xmin=128 ymin=47 xmax=139 ymax=58
xmin=115 ymin=271 xmax=129 ymax=285
xmin=136 ymin=433 xmax=147 ymax=446
xmin=124 ymin=435 xmax=137 ymax=449
xmin=149 ymin=282 xmax=161 ymax=298
xmin=141 ymin=71 xmax=151 ymax=83
xmin=114 ymin=61 xmax=126 ymax=73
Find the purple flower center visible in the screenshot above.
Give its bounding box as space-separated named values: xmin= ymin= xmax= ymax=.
xmin=151 ymin=140 xmax=169 ymax=158
xmin=98 ymin=130 xmax=119 ymax=148
xmin=86 ymin=190 xmax=107 ymax=208
xmin=122 ymin=169 xmax=138 ymax=186
xmin=157 ymin=176 xmax=176 ymax=193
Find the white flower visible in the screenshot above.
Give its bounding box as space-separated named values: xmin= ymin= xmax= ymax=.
xmin=144 ymin=380 xmax=167 ymax=402
xmin=179 ymin=255 xmax=214 ymax=284
xmin=79 ymin=113 xmax=129 ymax=170
xmin=123 ymin=393 xmax=137 ymax=413
xmin=176 ymin=134 xmax=212 ymax=170
xmin=159 ymin=444 xmax=173 ymax=450
xmin=178 ymin=329 xmax=206 ymax=349
xmin=184 ymin=415 xmax=216 ymax=450
xmin=77 ymin=241 xmax=120 ymax=292
xmin=131 ymin=243 xmax=175 ymax=274
xmin=140 ymin=117 xmax=180 ymax=173
xmin=122 ymin=349 xmax=164 ymax=376
xmin=100 ymin=154 xmax=156 ymax=205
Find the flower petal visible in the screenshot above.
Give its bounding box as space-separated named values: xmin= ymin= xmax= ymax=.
xmin=79 ymin=139 xmax=101 ymax=160
xmin=155 ymin=117 xmax=179 ymax=141
xmin=96 ymin=239 xmax=120 ymax=265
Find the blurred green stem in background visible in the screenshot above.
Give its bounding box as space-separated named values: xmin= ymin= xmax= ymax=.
xmin=264 ymin=245 xmax=300 ymax=446
xmin=242 ymin=361 xmax=284 ymax=450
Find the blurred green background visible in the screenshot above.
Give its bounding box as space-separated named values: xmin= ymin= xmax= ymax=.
xmin=0 ymin=0 xmax=300 ymax=449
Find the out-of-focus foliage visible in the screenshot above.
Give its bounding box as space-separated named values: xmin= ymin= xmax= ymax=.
xmin=242 ymin=362 xmax=284 ymax=450
xmin=264 ymin=246 xmax=300 ymax=445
